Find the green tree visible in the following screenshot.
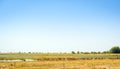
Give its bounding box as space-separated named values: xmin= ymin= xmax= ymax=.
xmin=71 ymin=51 xmax=75 ymax=54
xmin=110 ymin=46 xmax=120 ymax=53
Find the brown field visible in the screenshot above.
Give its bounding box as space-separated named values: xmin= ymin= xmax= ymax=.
xmin=0 ymin=59 xmax=120 ymax=69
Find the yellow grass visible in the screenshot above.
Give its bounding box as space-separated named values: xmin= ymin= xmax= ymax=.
xmin=0 ymin=59 xmax=120 ymax=69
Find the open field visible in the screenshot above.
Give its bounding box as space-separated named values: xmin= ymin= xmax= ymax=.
xmin=1 ymin=53 xmax=120 ymax=60
xmin=0 ymin=59 xmax=120 ymax=69
xmin=0 ymin=53 xmax=120 ymax=69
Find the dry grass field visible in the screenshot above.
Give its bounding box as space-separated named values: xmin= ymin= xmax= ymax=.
xmin=0 ymin=53 xmax=120 ymax=69
xmin=0 ymin=59 xmax=120 ymax=69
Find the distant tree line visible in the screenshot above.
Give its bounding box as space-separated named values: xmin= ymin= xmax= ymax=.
xmin=71 ymin=51 xmax=109 ymax=54
xmin=71 ymin=46 xmax=120 ymax=54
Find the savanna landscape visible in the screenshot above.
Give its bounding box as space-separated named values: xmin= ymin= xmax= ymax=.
xmin=0 ymin=47 xmax=120 ymax=69
xmin=0 ymin=0 xmax=120 ymax=69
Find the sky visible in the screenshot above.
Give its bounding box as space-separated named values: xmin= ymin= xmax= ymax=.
xmin=0 ymin=0 xmax=120 ymax=52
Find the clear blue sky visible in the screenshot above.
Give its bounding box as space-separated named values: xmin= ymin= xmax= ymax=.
xmin=0 ymin=0 xmax=120 ymax=52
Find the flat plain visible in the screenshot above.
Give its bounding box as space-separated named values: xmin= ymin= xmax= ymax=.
xmin=0 ymin=53 xmax=120 ymax=69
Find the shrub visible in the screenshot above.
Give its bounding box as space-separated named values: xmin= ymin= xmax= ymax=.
xmin=110 ymin=46 xmax=120 ymax=53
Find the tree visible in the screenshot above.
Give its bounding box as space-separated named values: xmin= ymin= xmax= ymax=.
xmin=77 ymin=51 xmax=80 ymax=54
xmin=71 ymin=51 xmax=75 ymax=54
xmin=110 ymin=46 xmax=120 ymax=53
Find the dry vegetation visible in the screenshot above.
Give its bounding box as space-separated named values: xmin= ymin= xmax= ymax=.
xmin=0 ymin=53 xmax=120 ymax=69
xmin=0 ymin=59 xmax=120 ymax=69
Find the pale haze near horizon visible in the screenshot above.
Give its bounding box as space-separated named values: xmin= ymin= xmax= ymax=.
xmin=0 ymin=0 xmax=120 ymax=52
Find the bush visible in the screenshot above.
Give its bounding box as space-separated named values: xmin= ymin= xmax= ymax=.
xmin=71 ymin=51 xmax=75 ymax=54
xmin=110 ymin=46 xmax=120 ymax=53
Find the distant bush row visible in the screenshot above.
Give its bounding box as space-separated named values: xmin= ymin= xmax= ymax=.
xmin=71 ymin=46 xmax=120 ymax=54
xmin=71 ymin=51 xmax=109 ymax=54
